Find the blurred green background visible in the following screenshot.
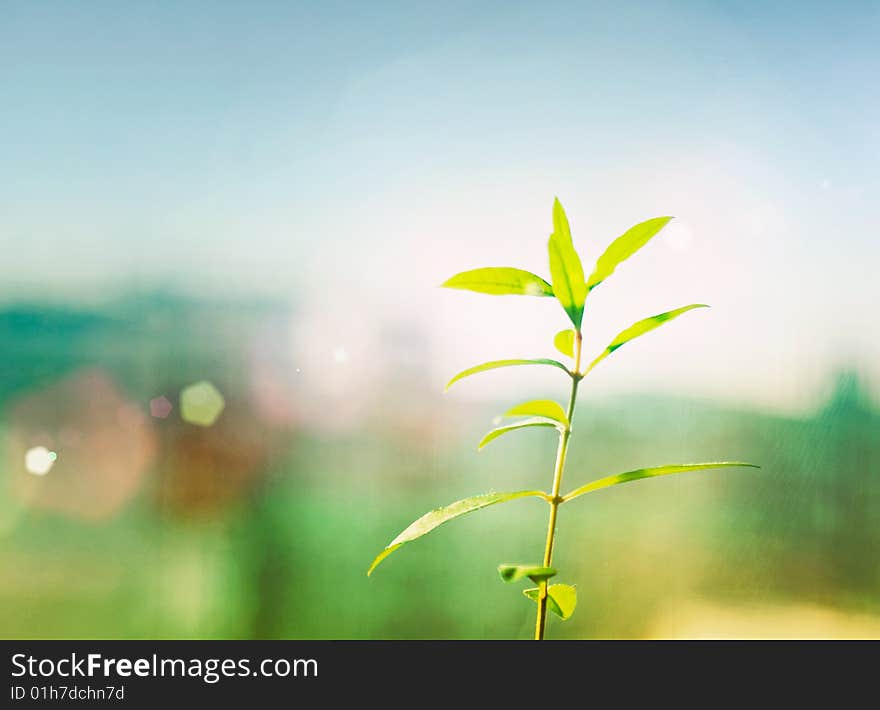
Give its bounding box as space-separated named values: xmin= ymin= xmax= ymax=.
xmin=0 ymin=292 xmax=877 ymax=639
xmin=2 ymin=1 xmax=879 ymax=638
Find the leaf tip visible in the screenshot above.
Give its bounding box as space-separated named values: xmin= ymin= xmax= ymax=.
xmin=439 ymin=273 xmax=463 ymax=290
xmin=366 ymin=557 xmax=381 ymax=577
xmin=366 ymin=544 xmax=401 ymax=576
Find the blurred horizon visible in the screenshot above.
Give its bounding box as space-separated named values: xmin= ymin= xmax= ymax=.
xmin=2 ymin=286 xmax=877 ymax=417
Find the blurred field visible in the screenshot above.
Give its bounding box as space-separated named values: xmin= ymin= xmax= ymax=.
xmin=1 ymin=293 xmax=878 ymax=639
xmin=648 ymin=602 xmax=880 ymax=640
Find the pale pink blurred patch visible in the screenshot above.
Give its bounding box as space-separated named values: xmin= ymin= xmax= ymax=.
xmin=150 ymin=395 xmax=173 ymax=419
xmin=246 ymin=317 xmax=300 ymax=428
xmin=6 ymin=369 xmax=156 ymax=521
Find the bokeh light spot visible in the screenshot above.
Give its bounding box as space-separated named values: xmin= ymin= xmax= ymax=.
xmin=7 ymin=369 xmax=156 ymax=520
xmin=333 ymin=347 xmax=348 ymax=364
xmin=150 ymin=395 xmax=173 ymax=419
xmin=180 ymin=381 xmax=225 ymax=427
xmin=24 ymin=446 xmax=56 ymax=476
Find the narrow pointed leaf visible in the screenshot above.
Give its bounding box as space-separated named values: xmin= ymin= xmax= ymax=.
xmin=548 ymin=198 xmax=587 ymax=328
xmin=368 ymin=490 xmax=547 ymax=576
xmin=442 ymin=267 xmax=554 ymax=297
xmin=478 ymin=418 xmax=560 ymax=450
xmin=445 ymin=358 xmax=570 ymax=391
xmin=562 ymin=462 xmax=760 ymax=503
xmin=554 ymin=329 xmax=575 ymax=358
xmin=584 ymin=304 xmax=709 ymax=374
xmin=587 ymin=216 xmax=673 ymax=291
xmin=524 ymin=584 xmax=578 ymax=620
xmin=499 ymin=564 xmax=557 ymax=584
xmin=504 ymin=399 xmax=568 ymax=426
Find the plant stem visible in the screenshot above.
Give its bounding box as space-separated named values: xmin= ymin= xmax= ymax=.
xmin=535 ymin=330 xmax=583 ymax=640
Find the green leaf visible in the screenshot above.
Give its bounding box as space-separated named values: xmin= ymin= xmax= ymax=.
xmin=584 ymin=304 xmax=709 ymax=375
xmin=367 ymin=490 xmax=547 ymax=576
xmin=523 ymin=584 xmax=578 ymax=620
xmin=442 ymin=267 xmax=554 ymax=297
xmin=504 ymin=399 xmax=568 ymax=426
xmin=562 ymin=462 xmax=761 ymax=503
xmin=554 ymin=329 xmax=575 ymax=358
xmin=586 ymin=216 xmax=673 ymax=291
xmin=445 ymin=358 xmax=570 ymax=391
xmin=498 ymin=564 xmax=557 ymax=584
xmin=546 ymin=584 xmax=577 ymax=620
xmin=478 ymin=418 xmax=560 ymax=450
xmin=548 ymin=198 xmax=587 ymax=329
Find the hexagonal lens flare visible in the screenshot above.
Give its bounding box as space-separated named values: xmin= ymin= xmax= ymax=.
xmin=180 ymin=381 xmax=225 ymax=427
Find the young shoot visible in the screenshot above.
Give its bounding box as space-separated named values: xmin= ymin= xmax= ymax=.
xmin=368 ymin=197 xmax=759 ymax=640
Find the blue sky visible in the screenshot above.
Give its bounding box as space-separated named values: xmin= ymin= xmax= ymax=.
xmin=2 ymin=1 xmax=878 ymax=410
